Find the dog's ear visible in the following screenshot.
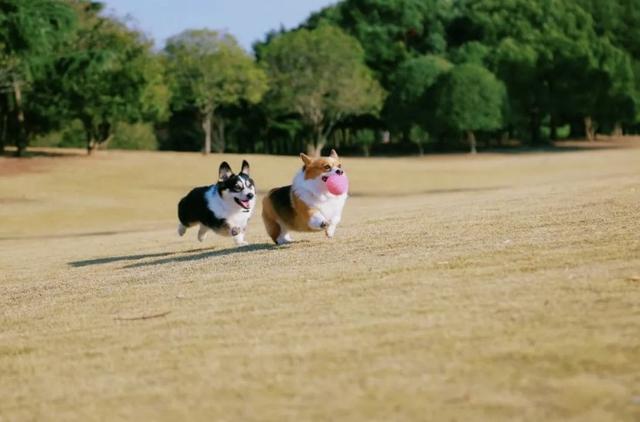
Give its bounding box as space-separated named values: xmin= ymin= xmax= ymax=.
xmin=218 ymin=161 xmax=233 ymax=181
xmin=240 ymin=160 xmax=250 ymax=176
xmin=329 ymin=149 xmax=339 ymax=159
xmin=300 ymin=153 xmax=312 ymax=166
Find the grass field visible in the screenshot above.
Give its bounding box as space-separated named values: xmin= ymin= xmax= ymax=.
xmin=1 ymin=141 xmax=639 ymax=421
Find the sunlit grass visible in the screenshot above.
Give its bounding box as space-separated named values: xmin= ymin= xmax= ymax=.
xmin=1 ymin=142 xmax=639 ymax=421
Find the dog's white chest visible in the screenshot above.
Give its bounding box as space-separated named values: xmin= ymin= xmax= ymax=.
xmin=225 ymin=208 xmax=254 ymax=228
xmin=315 ymin=195 xmax=347 ymax=221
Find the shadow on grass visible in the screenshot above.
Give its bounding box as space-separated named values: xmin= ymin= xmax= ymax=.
xmin=121 ymin=243 xmax=278 ymax=269
xmin=69 ymin=243 xmax=279 ymax=268
xmin=68 ymin=250 xmax=192 ymax=267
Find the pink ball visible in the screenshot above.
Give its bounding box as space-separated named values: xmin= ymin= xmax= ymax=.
xmin=326 ymin=174 xmax=349 ymax=195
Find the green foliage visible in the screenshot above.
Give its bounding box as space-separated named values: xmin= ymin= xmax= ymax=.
xmin=164 ymin=29 xmax=268 ymax=153
xmin=31 ymin=119 xmax=86 ymax=148
xmin=0 ymin=0 xmax=76 ymax=81
xmin=260 ymin=25 xmax=385 ymax=155
xmin=110 ymin=122 xmax=157 ymax=150
xmin=448 ymin=41 xmax=489 ymax=65
xmin=0 ymin=0 xmax=77 ymax=155
xmin=385 ymin=54 xmax=452 ymax=137
xmin=434 ymin=63 xmax=505 ymax=151
xmin=165 ymin=30 xmax=267 ymax=111
xmin=32 ymin=4 xmax=169 ymax=153
xmin=306 ymin=0 xmax=452 ymax=86
xmin=6 ymin=0 xmax=640 ymax=157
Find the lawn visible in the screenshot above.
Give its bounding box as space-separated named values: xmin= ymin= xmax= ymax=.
xmin=1 ymin=141 xmax=639 ymax=421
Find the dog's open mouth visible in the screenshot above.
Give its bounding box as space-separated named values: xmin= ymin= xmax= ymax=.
xmin=234 ymin=198 xmax=251 ymax=209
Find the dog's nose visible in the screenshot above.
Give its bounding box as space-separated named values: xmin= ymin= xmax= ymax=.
xmin=246 ymin=193 xmax=254 ymax=200
xmin=336 ymin=169 xmax=343 ymax=175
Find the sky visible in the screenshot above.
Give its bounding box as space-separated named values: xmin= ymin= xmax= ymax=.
xmin=101 ymin=0 xmax=337 ymax=51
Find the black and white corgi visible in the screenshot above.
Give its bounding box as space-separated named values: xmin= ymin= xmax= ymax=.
xmin=262 ymin=150 xmax=348 ymax=244
xmin=177 ymin=160 xmax=256 ymax=246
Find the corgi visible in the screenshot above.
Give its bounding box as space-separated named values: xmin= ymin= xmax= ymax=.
xmin=262 ymin=149 xmax=348 ymax=244
xmin=177 ymin=160 xmax=256 ymax=246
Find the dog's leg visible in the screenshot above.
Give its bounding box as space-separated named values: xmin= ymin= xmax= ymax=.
xmin=309 ymin=212 xmax=329 ymax=231
xmin=197 ymin=224 xmax=209 ymax=242
xmin=177 ymin=223 xmax=187 ymax=237
xmin=276 ymin=229 xmax=293 ymax=245
xmin=262 ymin=197 xmax=282 ymax=244
xmin=325 ymin=216 xmax=340 ymax=238
xmin=230 ymin=226 xmax=248 ymax=246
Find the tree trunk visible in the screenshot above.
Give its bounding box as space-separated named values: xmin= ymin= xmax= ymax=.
xmin=499 ymin=131 xmax=508 ymax=147
xmin=530 ymin=110 xmax=541 ymax=146
xmin=307 ymin=126 xmax=326 ymax=157
xmin=584 ymin=116 xmax=596 ymax=142
xmin=13 ymin=80 xmax=27 ymax=157
xmin=415 ymin=140 xmax=424 ymax=156
xmin=82 ymin=119 xmax=96 ymax=155
xmin=467 ymin=130 xmax=477 ymax=154
xmin=612 ymin=122 xmax=623 ymax=137
xmin=215 ymin=116 xmax=225 ymax=153
xmin=550 ymin=115 xmax=558 ymax=141
xmin=306 ymin=142 xmax=324 ymax=157
xmin=0 ymin=113 xmax=7 ymax=155
xmin=86 ymin=132 xmax=95 ymax=155
xmin=202 ymin=107 xmax=213 ymax=155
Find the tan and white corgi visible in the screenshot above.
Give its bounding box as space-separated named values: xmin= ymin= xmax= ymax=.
xmin=262 ymin=150 xmax=348 ymax=244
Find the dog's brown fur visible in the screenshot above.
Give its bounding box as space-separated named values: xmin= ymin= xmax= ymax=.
xmin=262 ymin=150 xmax=344 ymax=244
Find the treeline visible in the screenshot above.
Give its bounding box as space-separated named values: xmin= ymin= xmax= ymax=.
xmin=2 ymin=0 xmax=640 ymax=157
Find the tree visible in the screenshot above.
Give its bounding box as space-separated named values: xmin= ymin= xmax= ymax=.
xmin=260 ymin=25 xmax=385 ymax=156
xmin=306 ymin=0 xmax=452 ymax=88
xmin=0 ymin=0 xmax=76 ymax=156
xmin=385 ymin=54 xmax=452 ymax=154
xmin=164 ymin=30 xmax=267 ymax=154
xmin=434 ymin=63 xmax=505 ymax=153
xmin=33 ymin=2 xmax=169 ymax=154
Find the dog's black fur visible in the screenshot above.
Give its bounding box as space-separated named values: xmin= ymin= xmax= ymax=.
xmin=177 ymin=161 xmax=255 ymax=235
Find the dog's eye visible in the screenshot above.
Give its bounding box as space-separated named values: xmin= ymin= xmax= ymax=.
xmin=324 ymin=165 xmax=331 ymax=171
xmin=338 ymin=164 xmax=342 ymax=168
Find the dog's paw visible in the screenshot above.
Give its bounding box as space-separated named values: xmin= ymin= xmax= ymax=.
xmin=236 ymin=240 xmax=249 ymax=247
xmin=276 ymin=233 xmax=293 ymax=245
xmin=325 ymin=225 xmax=336 ymax=238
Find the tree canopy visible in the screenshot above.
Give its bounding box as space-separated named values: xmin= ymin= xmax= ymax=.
xmin=3 ymin=0 xmax=640 ymax=157
xmin=434 ymin=63 xmax=505 ymax=153
xmin=260 ymin=25 xmax=385 ymax=155
xmin=164 ymin=30 xmax=268 ymax=153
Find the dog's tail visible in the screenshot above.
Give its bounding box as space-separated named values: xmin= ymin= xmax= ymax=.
xmin=177 ymin=223 xmax=187 ymax=237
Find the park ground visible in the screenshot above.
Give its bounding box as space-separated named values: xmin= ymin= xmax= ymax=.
xmin=1 ymin=140 xmax=639 ymax=421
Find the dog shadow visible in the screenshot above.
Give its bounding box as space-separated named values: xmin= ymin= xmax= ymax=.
xmin=121 ymin=243 xmax=279 ymax=269
xmin=70 ymin=251 xmax=183 ymax=267
xmin=69 ymin=240 xmax=307 ymax=269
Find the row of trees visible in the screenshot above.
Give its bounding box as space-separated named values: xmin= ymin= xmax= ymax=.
xmin=2 ymin=0 xmax=640 ymax=157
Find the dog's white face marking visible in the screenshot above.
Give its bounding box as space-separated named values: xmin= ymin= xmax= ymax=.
xmin=220 ymin=175 xmax=256 ymax=211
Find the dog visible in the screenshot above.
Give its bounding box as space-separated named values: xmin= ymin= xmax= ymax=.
xmin=262 ymin=149 xmax=347 ymax=244
xmin=177 ymin=160 xmax=256 ymax=246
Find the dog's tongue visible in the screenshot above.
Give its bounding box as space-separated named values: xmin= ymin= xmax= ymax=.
xmin=239 ymin=199 xmax=250 ymax=209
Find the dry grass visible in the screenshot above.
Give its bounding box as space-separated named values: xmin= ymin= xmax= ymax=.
xmin=1 ymin=140 xmax=639 ymax=421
